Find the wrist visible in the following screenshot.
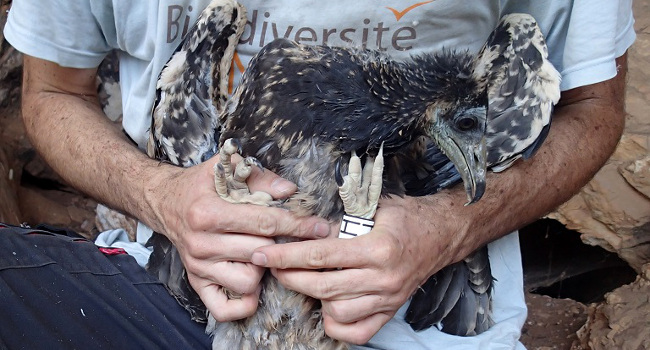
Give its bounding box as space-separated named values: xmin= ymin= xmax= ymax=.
xmin=139 ymin=161 xmax=185 ymax=237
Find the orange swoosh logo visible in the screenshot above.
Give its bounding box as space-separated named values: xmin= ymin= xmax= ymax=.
xmin=228 ymin=51 xmax=246 ymax=95
xmin=386 ymin=0 xmax=435 ymax=21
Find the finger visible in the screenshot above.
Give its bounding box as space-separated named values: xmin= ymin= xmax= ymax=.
xmin=198 ymin=282 xmax=262 ymax=322
xmin=184 ymin=231 xmax=275 ymax=261
xmin=270 ymin=267 xmax=382 ymax=300
xmin=252 ymin=235 xmax=372 ymax=269
xmin=246 ymin=163 xmax=297 ymax=200
xmin=321 ymin=295 xmax=401 ymax=324
xmin=210 ymin=203 xmax=332 ymax=239
xmin=190 ymin=260 xmax=265 ymax=295
xmin=322 ymin=311 xmax=394 ymax=345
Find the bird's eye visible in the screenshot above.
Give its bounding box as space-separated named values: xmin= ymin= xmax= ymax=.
xmin=456 ymin=117 xmax=477 ymax=131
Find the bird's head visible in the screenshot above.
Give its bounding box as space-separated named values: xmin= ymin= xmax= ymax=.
xmin=425 ymin=91 xmax=488 ymax=205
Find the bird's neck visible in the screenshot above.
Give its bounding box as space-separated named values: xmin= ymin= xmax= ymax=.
xmin=375 ymin=56 xmax=476 ymax=111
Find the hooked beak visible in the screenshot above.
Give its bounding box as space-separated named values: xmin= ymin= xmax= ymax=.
xmin=448 ymin=136 xmax=487 ymax=205
xmin=431 ymin=117 xmax=487 ymax=205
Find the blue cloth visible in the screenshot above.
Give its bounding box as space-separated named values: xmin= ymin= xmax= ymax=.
xmin=0 ymin=224 xmax=211 ymax=350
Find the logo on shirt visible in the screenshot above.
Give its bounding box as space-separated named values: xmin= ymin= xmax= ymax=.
xmin=386 ymin=0 xmax=435 ymax=21
xmin=165 ymin=1 xmax=437 ymax=92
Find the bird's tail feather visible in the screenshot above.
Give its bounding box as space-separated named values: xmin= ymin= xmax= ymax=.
xmin=145 ymin=233 xmax=207 ymax=323
xmin=405 ymin=246 xmax=493 ymax=336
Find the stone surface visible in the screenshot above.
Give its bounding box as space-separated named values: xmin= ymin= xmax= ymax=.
xmin=576 ymin=263 xmax=650 ymax=350
xmin=95 ymin=203 xmax=138 ymax=241
xmin=548 ymin=0 xmax=650 ymax=273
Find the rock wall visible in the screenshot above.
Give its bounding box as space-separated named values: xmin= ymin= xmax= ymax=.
xmin=548 ymin=0 xmax=650 ymax=272
xmin=576 ymin=263 xmax=650 ymax=350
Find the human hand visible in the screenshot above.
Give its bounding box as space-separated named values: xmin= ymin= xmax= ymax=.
xmin=251 ymin=194 xmax=462 ymax=344
xmin=146 ymin=155 xmax=332 ymax=322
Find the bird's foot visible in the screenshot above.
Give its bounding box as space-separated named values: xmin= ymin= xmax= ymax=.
xmin=336 ymin=144 xmax=384 ymax=238
xmin=214 ymin=138 xmax=276 ymax=205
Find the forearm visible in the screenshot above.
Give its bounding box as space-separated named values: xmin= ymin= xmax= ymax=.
xmin=420 ymin=54 xmax=627 ymax=268
xmin=21 ymin=56 xmax=175 ymax=234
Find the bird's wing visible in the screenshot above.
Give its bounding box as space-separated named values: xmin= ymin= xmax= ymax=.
xmin=146 ymin=0 xmax=246 ymax=167
xmin=405 ymin=13 xmax=560 ymax=336
xmin=144 ymin=0 xmax=247 ymax=323
xmin=474 ymin=13 xmax=561 ymax=171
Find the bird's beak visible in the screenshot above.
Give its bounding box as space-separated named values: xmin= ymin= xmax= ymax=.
xmin=449 ymin=136 xmax=487 ymax=205
xmin=431 ymin=114 xmax=487 ymax=205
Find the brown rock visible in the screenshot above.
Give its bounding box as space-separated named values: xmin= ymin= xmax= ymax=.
xmin=576 ymin=263 xmax=650 ymax=350
xmin=548 ymin=136 xmax=650 ymax=272
xmin=95 ymin=203 xmax=138 ymax=241
xmin=548 ymin=0 xmax=650 ymax=272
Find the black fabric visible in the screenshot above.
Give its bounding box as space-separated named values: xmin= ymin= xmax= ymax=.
xmin=0 ymin=224 xmax=211 ymax=350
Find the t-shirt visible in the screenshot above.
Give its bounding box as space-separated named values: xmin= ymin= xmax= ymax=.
xmin=4 ymin=1 xmax=636 ymax=349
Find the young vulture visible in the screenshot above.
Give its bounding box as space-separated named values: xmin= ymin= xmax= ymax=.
xmin=146 ymin=0 xmax=560 ymax=348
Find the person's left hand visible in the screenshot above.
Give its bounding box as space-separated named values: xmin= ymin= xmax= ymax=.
xmin=251 ymin=194 xmax=463 ymax=344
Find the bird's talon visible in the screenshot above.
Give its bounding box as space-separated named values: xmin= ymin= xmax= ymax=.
xmin=245 ymin=156 xmax=264 ymax=171
xmin=215 ymin=138 xmax=275 ymax=206
xmin=334 ymin=157 xmax=344 ymax=186
xmin=338 ymin=146 xmax=385 ymax=221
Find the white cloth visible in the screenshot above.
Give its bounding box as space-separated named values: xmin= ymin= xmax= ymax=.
xmin=4 ymin=1 xmax=636 ymax=349
xmin=94 ymin=228 xmax=153 ymax=267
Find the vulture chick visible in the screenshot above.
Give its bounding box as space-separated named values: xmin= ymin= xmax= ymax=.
xmin=146 ymin=0 xmax=561 ymax=349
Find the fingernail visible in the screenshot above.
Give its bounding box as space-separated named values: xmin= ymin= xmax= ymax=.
xmin=314 ymin=222 xmax=330 ymax=238
xmin=251 ymin=252 xmax=267 ymax=266
xmin=271 ymin=178 xmax=296 ymax=195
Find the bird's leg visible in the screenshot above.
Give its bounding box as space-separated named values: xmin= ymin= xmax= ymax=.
xmin=214 ymin=138 xmax=276 ymax=206
xmin=337 ymin=144 xmax=384 ymax=238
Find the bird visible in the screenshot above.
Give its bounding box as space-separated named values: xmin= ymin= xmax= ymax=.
xmin=145 ymin=0 xmax=561 ymax=349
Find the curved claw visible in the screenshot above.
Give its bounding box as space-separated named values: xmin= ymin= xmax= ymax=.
xmin=232 ymin=138 xmax=243 ymax=154
xmin=335 ymin=157 xmax=343 ymax=186
xmin=244 ymin=156 xmax=264 ymax=172
xmin=222 ymin=138 xmax=243 ymax=155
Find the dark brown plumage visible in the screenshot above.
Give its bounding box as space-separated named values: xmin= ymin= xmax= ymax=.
xmin=146 ymin=0 xmax=561 ymax=348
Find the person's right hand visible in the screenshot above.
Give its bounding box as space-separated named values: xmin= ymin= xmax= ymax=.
xmin=147 ymin=155 xmax=333 ymax=321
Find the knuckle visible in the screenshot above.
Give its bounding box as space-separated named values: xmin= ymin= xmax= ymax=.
xmin=315 ymin=278 xmax=334 ymax=299
xmin=234 ymin=281 xmax=257 ymax=295
xmin=326 ymin=302 xmax=348 ymax=322
xmin=341 ymin=327 xmax=374 ymax=345
xmin=256 ymin=211 xmax=278 ymax=236
xmin=354 ymin=330 xmax=375 ymax=345
xmin=381 ymin=273 xmax=403 ymax=294
xmin=185 ymin=237 xmax=212 ymax=258
xmin=185 ymin=204 xmax=207 ymax=230
xmin=368 ymin=237 xmax=395 ymax=263
xmin=237 ymin=270 xmax=262 ymax=294
xmin=307 ymin=246 xmax=328 ymax=268
xmin=183 ymin=258 xmax=209 ymax=280
xmin=210 ymin=312 xmax=231 ymax=323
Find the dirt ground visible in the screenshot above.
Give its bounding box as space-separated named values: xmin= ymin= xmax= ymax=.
xmin=1 ymin=1 xmax=648 ymax=349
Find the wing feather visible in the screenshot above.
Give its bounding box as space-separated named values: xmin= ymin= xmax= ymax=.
xmin=147 ymin=0 xmax=246 ymax=167
xmin=474 ymin=13 xmax=561 ymax=171
xmin=144 ymin=0 xmax=246 ymax=323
